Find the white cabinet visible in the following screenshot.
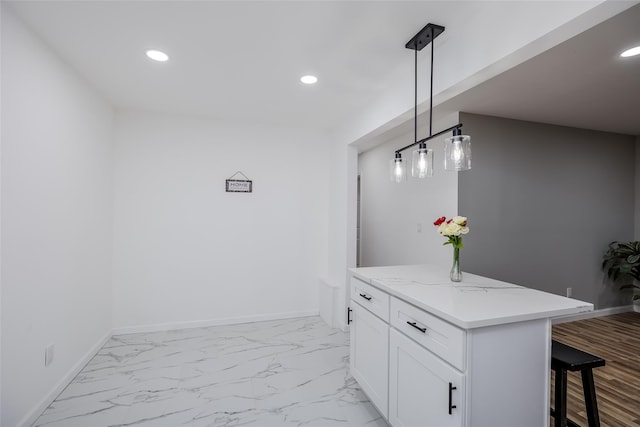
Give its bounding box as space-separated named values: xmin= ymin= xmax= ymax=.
xmin=350 ymin=301 xmax=389 ymax=417
xmin=389 ymin=329 xmax=463 ymax=427
xmin=349 ymin=271 xmax=554 ymax=427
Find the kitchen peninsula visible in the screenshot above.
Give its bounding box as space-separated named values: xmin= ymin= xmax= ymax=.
xmin=348 ymin=264 xmax=593 ymax=427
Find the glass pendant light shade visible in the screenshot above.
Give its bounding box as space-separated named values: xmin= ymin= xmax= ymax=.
xmin=411 ymin=143 xmax=434 ymax=178
xmin=444 ymin=134 xmax=471 ymax=171
xmin=390 ymin=153 xmax=407 ymax=183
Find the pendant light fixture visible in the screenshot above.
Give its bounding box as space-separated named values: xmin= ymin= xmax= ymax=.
xmin=390 ymin=23 xmax=471 ymax=182
xmin=390 ymin=152 xmax=407 ymax=182
xmin=444 ymin=128 xmax=472 ymax=171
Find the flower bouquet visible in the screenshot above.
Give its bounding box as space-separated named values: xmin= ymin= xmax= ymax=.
xmin=434 ymin=216 xmax=469 ymax=282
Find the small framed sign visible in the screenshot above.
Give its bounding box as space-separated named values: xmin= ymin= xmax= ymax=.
xmin=225 ymin=171 xmax=252 ymax=193
xmin=226 ymin=179 xmax=252 ymax=193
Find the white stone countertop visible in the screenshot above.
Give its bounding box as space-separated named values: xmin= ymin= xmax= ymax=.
xmin=349 ymin=264 xmax=593 ymax=329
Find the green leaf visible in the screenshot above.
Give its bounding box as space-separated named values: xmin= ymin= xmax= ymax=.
xmin=621 ymin=242 xmax=635 ymax=251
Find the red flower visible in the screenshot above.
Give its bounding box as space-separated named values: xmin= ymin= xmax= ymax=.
xmin=433 ymin=216 xmax=446 ymax=226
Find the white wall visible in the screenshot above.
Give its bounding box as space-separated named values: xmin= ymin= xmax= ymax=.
xmin=1 ymin=8 xmax=114 ymax=427
xmin=111 ymin=111 xmax=329 ymax=331
xmin=325 ymin=137 xmax=358 ymax=329
xmin=358 ymin=126 xmax=458 ymax=268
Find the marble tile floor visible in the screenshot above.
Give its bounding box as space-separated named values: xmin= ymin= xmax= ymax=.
xmin=34 ymin=316 xmax=388 ymax=427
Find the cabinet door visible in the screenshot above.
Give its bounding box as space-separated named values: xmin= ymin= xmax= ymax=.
xmin=389 ymin=329 xmax=464 ymax=427
xmin=350 ymin=302 xmax=389 ymax=418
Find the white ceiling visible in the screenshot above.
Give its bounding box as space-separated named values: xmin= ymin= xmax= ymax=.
xmin=5 ymin=1 xmax=640 ymax=139
xmin=440 ymin=2 xmax=640 ymax=136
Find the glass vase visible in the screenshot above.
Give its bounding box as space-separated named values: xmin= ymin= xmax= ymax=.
xmin=450 ymin=247 xmax=462 ymax=282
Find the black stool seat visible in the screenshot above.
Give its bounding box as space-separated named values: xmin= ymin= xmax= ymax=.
xmin=551 ymin=340 xmax=605 ymax=427
xmin=552 ymin=341 xmax=606 ymax=371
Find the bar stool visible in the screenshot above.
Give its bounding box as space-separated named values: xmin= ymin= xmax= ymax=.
xmin=550 ymin=340 xmax=606 ymax=427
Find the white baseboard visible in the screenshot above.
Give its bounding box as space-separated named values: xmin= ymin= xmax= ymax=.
xmin=111 ymin=310 xmax=320 ymax=335
xmin=18 ymin=330 xmax=112 ymax=427
xmin=552 ymin=305 xmax=635 ymax=324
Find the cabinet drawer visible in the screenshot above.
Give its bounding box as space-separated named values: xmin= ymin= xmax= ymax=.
xmin=390 ymin=297 xmax=465 ymax=371
xmin=351 ymin=277 xmax=390 ymax=322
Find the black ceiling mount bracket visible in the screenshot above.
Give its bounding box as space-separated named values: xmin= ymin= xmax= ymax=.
xmin=405 ymin=23 xmax=445 ymax=51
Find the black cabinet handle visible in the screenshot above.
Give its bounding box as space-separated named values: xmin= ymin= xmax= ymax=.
xmin=359 ymin=293 xmax=372 ymax=301
xmin=347 ymin=307 xmax=352 ymax=325
xmin=448 ymin=382 xmax=457 ymax=414
xmin=407 ymin=321 xmax=427 ymax=333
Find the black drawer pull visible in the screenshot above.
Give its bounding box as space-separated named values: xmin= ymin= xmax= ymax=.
xmin=448 ymin=382 xmax=457 ymax=414
xmin=359 ymin=293 xmax=372 ymax=301
xmin=347 ymin=307 xmax=352 ymax=324
xmin=407 ymin=321 xmax=427 ymax=333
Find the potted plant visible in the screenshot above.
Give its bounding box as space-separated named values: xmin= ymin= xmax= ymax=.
xmin=602 ymin=241 xmax=640 ymax=301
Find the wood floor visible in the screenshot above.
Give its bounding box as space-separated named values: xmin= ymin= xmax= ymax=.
xmin=551 ymin=311 xmax=640 ymax=427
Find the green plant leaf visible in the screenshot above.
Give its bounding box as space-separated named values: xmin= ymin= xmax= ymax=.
xmin=620 ymin=265 xmax=633 ymax=274
xmin=621 ymin=242 xmax=636 ymax=251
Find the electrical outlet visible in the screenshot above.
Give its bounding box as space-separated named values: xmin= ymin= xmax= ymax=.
xmin=417 ymin=223 xmax=422 ymax=233
xmin=566 ymin=287 xmax=572 ymax=298
xmin=45 ymin=344 xmax=55 ymax=367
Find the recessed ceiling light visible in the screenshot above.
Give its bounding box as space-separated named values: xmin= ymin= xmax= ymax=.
xmin=300 ymin=75 xmax=318 ymax=84
xmin=620 ymin=46 xmax=640 ymax=58
xmin=146 ymin=49 xmax=169 ymax=62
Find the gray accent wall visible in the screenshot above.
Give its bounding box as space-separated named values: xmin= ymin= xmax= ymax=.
xmin=635 ymin=136 xmax=640 ymax=240
xmin=458 ymin=113 xmax=635 ymax=309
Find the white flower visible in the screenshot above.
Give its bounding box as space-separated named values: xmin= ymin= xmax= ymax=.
xmin=437 ymin=223 xmax=448 ymax=235
xmin=434 ymin=215 xmax=469 ymax=244
xmin=452 ymin=216 xmax=467 ymax=226
xmin=440 ymin=221 xmax=464 ymax=236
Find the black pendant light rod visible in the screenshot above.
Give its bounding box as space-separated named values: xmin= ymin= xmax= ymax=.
xmin=429 ymin=24 xmax=434 ymax=137
xmin=395 ymin=123 xmax=462 ymax=155
xmin=414 ymin=48 xmax=418 ymax=145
